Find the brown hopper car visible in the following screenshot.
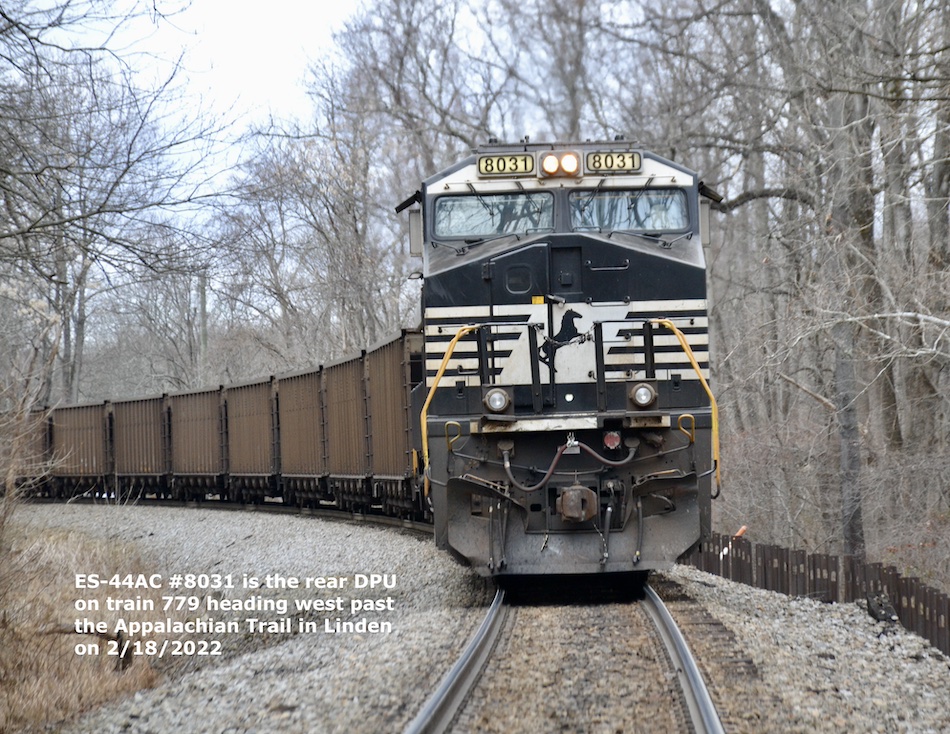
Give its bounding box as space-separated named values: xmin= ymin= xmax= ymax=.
xmin=30 ymin=331 xmax=426 ymax=517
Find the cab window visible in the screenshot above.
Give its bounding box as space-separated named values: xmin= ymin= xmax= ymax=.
xmin=570 ymin=189 xmax=689 ymax=232
xmin=434 ymin=192 xmax=554 ymax=239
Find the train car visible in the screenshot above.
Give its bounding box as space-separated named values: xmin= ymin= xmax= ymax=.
xmin=14 ymin=409 xmax=52 ymax=490
xmin=110 ymin=395 xmax=168 ymax=498
xmin=50 ymin=402 xmax=110 ymax=496
xmin=398 ymin=140 xmax=721 ymax=578
xmin=364 ymin=330 xmax=425 ymax=518
xmin=322 ymin=350 xmax=370 ymax=511
xmin=276 ymin=367 xmax=326 ymax=507
xmin=166 ymin=386 xmax=225 ymax=500
xmin=224 ymin=377 xmax=278 ymax=503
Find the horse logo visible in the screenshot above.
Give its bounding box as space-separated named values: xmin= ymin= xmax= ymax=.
xmin=539 ymin=309 xmax=582 ymax=373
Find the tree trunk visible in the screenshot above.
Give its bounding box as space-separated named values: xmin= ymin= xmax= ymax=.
xmin=832 ymin=319 xmax=866 ymax=560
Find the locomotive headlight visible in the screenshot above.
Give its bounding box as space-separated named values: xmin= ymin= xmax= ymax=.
xmin=540 ymin=151 xmax=581 ymax=177
xmin=484 ymin=387 xmax=511 ymax=413
xmin=541 ymin=154 xmax=561 ymax=175
xmin=630 ymin=382 xmax=657 ymax=408
xmin=560 ymin=152 xmax=580 ymax=174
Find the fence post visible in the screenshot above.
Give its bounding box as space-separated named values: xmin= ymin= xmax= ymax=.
xmin=709 ymin=534 xmax=722 ymax=574
xmin=762 ymin=545 xmax=786 ymax=594
xmin=790 ymin=549 xmax=807 ymax=597
xmin=866 ymin=562 xmax=882 ymax=596
xmin=841 ymin=556 xmax=864 ymax=602
xmin=778 ymin=546 xmax=790 ymax=595
xmin=829 ymin=554 xmax=840 ymax=603
xmin=898 ymin=576 xmax=918 ymax=632
xmin=809 ymin=553 xmax=836 ymax=603
xmin=734 ymin=537 xmax=753 ymax=585
xmin=924 ymin=586 xmax=937 ymax=649
xmin=918 ymin=584 xmax=930 ymax=640
xmin=937 ymin=592 xmax=949 ymax=656
xmin=808 ymin=553 xmax=836 ymax=603
xmin=882 ymin=565 xmax=900 ymax=609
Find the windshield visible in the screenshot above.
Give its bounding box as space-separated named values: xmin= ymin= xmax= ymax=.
xmin=570 ymin=188 xmax=689 ymax=232
xmin=434 ymin=192 xmax=554 ymax=239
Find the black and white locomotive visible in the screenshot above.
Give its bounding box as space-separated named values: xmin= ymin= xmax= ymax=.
xmin=403 ymin=140 xmax=721 ymax=577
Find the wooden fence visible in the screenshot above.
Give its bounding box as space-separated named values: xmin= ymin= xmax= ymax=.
xmin=684 ymin=532 xmax=950 ymax=656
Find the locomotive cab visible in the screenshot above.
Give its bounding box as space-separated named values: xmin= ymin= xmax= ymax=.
xmin=401 ymin=141 xmax=720 ymax=577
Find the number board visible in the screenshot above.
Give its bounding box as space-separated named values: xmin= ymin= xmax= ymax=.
xmin=477 ymin=154 xmax=535 ymax=176
xmin=585 ymin=151 xmax=642 ymax=173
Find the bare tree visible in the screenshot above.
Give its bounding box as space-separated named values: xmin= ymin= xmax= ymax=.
xmin=1 ymin=2 xmax=224 ymax=404
xmin=328 ymin=0 xmax=522 ymax=172
xmin=595 ymin=0 xmax=950 ymax=568
xmin=212 ymin=117 xmax=416 ymax=374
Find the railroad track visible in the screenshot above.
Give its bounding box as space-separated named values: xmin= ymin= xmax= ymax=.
xmin=404 ymin=589 xmax=509 ymax=734
xmin=643 ymin=584 xmax=725 ymax=734
xmin=405 ymin=582 xmax=724 ymax=734
xmin=41 ymin=496 xmax=725 ymax=732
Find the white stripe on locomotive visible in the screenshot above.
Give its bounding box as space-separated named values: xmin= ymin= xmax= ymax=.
xmin=423 ymin=299 xmax=709 ymax=386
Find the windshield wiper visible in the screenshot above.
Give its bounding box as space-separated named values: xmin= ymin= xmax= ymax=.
xmin=625 ymin=175 xmax=655 ymax=229
xmin=463 ymin=222 xmax=558 ymax=247
xmin=463 ymin=231 xmax=521 ymax=246
xmin=571 ymin=178 xmax=607 ymax=231
xmin=607 ymin=230 xmax=693 ymax=249
xmin=427 ymin=232 xmax=523 ymax=256
xmin=466 ymin=182 xmax=498 ymax=222
xmin=430 ymin=239 xmax=469 ymax=254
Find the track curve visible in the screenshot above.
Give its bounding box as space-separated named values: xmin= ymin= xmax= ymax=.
xmin=404 ymin=588 xmax=508 ymax=734
xmin=643 ymin=583 xmax=725 ymax=734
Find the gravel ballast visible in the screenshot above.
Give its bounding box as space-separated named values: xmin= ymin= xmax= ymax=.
xmin=667 ymin=565 xmax=950 ymax=733
xmin=11 ymin=504 xmax=489 ymax=733
xmin=11 ymin=504 xmax=950 ymax=733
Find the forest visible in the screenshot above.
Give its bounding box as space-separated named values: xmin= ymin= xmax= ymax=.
xmin=2 ymin=0 xmax=948 ymax=587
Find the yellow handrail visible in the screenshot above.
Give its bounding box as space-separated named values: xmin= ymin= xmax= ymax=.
xmin=650 ymin=319 xmax=721 ymax=494
xmin=420 ymin=324 xmax=481 ymax=498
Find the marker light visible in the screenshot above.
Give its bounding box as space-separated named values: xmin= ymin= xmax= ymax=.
xmin=603 ymin=431 xmax=622 ymax=450
xmin=484 ymin=387 xmax=511 ymax=413
xmin=630 ymin=383 xmax=657 ymax=408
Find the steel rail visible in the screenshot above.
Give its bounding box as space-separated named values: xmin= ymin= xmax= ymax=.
xmin=403 ymin=588 xmax=507 ymax=734
xmin=643 ymin=584 xmax=725 ymax=734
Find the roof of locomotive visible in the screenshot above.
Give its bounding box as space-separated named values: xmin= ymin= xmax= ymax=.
xmin=422 ymin=140 xmax=700 ymax=192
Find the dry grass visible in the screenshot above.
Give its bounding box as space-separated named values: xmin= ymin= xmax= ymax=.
xmin=0 ymin=523 xmax=183 ymax=732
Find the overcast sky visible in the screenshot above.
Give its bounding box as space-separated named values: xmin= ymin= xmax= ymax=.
xmin=129 ymin=1 xmax=362 ymax=124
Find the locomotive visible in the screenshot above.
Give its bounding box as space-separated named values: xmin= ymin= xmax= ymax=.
xmin=400 ymin=140 xmax=721 ymax=577
xmin=21 ymin=140 xmax=720 ymax=580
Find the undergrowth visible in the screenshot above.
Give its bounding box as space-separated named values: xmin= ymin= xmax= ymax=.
xmin=0 ymin=522 xmax=170 ymax=731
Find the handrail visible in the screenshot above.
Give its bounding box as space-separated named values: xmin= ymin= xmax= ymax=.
xmin=420 ymin=324 xmax=481 ymax=498
xmin=650 ymin=318 xmax=721 ymax=495
xmin=422 ymin=319 xmax=721 ymax=498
